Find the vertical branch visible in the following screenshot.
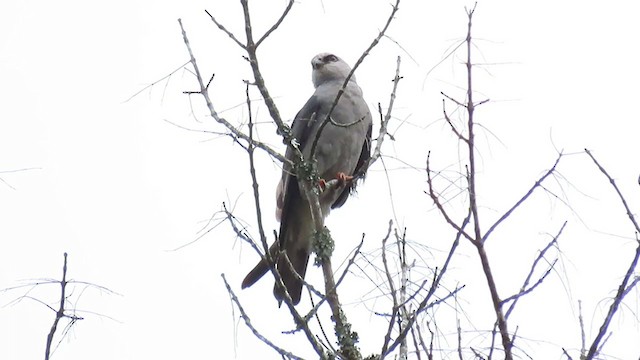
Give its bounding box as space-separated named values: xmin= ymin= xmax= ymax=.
xmin=245 ymin=82 xmax=269 ymax=257
xmin=397 ymin=229 xmax=410 ymax=360
xmin=456 ymin=319 xmax=463 ymax=360
xmin=239 ymin=0 xmax=288 ymax=135
xmin=45 ymin=253 xmax=68 ymax=360
xmin=464 ymin=4 xmax=481 ymax=246
xmin=462 ymin=4 xmax=512 ymax=357
xmin=381 ymin=220 xmax=400 ymax=355
xmin=579 ymin=300 xmax=586 ymax=358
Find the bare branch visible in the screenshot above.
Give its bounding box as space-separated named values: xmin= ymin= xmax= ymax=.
xmin=381 ymin=213 xmax=470 ymax=358
xmin=460 ymin=4 xmax=512 ymax=357
xmin=221 ymin=274 xmax=304 ymax=360
xmin=221 ymin=204 xmax=328 ymax=358
xmin=584 ymin=149 xmax=640 ymax=359
xmin=585 ymin=149 xmax=640 ymax=233
xmin=415 ymin=321 xmax=433 ymax=360
xmin=383 ymin=285 xmax=465 ymax=357
xmin=380 ymin=221 xmax=400 ymax=355
xmin=503 ymin=221 xmax=566 ymax=319
xmin=442 ymin=98 xmax=468 ymax=143
xmin=457 ymin=319 xmax=464 ymax=360
xmin=579 ymin=300 xmax=586 ymax=358
xmin=245 ymin=81 xmax=271 ymax=261
xmin=441 ymin=91 xmax=467 ymax=109
xmin=562 ymin=347 xmax=575 ymax=360
xmin=205 ymin=10 xmax=246 ymax=49
xmin=124 ymin=61 xmax=190 ymax=103
xmin=426 ymin=151 xmax=474 ymax=242
xmin=482 ymin=154 xmax=563 ymax=243
xmin=300 ymin=234 xmax=368 ymax=325
xmin=239 ymin=0 xmax=289 ymax=136
xmin=177 ymin=18 xmax=286 ymax=164
xmin=361 ymin=56 xmax=403 ymax=176
xmin=45 ymin=253 xmax=84 ymax=360
xmin=409 ymin=326 xmax=422 ymax=360
xmin=256 ymin=0 xmax=295 ymax=48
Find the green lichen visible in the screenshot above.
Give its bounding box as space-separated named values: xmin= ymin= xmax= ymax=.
xmin=293 ymin=155 xmax=316 ymax=180
xmin=334 ymin=309 xmax=362 ymax=360
xmin=312 ymin=227 xmax=334 ymax=266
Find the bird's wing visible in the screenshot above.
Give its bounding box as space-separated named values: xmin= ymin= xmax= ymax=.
xmin=275 ymin=95 xmax=322 ymax=221
xmin=241 ymin=95 xmax=321 ymax=302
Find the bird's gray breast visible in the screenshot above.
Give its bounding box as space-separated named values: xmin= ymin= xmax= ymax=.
xmin=308 ymin=82 xmax=370 ymax=182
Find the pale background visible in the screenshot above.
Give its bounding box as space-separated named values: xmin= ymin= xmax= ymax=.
xmin=1 ymin=1 xmax=639 ymax=359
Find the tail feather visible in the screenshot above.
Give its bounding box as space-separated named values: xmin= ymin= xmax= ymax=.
xmin=273 ymin=241 xmax=310 ymax=305
xmin=241 ymin=178 xmax=314 ymax=305
xmin=241 ymin=242 xmax=278 ymax=289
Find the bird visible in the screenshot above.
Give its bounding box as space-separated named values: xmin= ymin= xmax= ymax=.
xmin=241 ymin=53 xmax=372 ymax=305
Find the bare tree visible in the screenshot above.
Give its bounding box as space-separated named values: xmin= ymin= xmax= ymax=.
xmin=167 ymin=2 xmax=640 ymax=359
xmin=2 ymin=253 xmax=118 ymax=359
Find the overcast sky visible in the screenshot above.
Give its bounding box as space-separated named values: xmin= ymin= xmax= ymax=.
xmin=2 ymin=1 xmax=640 ymax=359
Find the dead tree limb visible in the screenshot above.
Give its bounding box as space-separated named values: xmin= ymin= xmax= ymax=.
xmin=44 ymin=253 xmax=83 ymax=360
xmin=584 ymin=149 xmax=640 ymax=359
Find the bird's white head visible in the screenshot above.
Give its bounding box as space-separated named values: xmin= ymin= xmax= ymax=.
xmin=311 ymin=53 xmax=355 ymax=88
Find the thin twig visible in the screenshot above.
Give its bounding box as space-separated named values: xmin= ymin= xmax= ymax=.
xmin=579 ymin=300 xmax=586 ymax=358
xmin=380 ymin=221 xmax=399 ymax=355
xmin=482 ymin=154 xmax=563 ymax=243
xmin=124 ymin=61 xmax=191 ymax=102
xmin=245 ymin=81 xmax=271 ymax=267
xmin=410 ymin=325 xmax=422 ymax=360
xmin=503 ymin=222 xmax=566 ymax=319
xmin=426 ymin=152 xmax=474 ymax=242
xmin=383 ymin=285 xmax=465 ymax=357
xmin=256 ymin=0 xmax=295 ymax=48
xmin=442 ymin=98 xmax=468 ymax=143
xmin=300 ymin=235 xmax=367 ymax=325
xmin=205 ymin=10 xmax=246 ymax=49
xmin=221 ymin=274 xmax=304 ymax=360
xmin=562 ymin=347 xmax=575 ymax=360
xmin=357 ymin=56 xmax=403 ymax=178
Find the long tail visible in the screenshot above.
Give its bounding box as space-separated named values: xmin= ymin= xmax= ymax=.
xmin=272 ymin=196 xmax=312 ymax=305
xmin=241 ymin=241 xmax=278 ymax=289
xmin=241 ymin=193 xmax=312 ymax=305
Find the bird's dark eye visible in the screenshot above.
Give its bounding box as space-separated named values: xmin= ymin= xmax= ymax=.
xmin=324 ymin=54 xmax=338 ymax=62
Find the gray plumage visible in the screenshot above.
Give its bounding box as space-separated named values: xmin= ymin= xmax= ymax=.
xmin=241 ymin=53 xmax=372 ymax=305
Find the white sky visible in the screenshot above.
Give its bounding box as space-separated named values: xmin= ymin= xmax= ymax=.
xmin=2 ymin=1 xmax=640 ymax=359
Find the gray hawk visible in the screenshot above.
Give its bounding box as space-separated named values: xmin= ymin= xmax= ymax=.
xmin=241 ymin=53 xmax=372 ymax=305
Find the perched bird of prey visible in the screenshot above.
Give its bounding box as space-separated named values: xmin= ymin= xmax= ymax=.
xmin=241 ymin=53 xmax=372 ymax=305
